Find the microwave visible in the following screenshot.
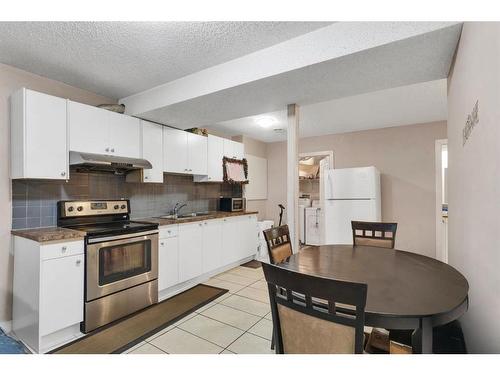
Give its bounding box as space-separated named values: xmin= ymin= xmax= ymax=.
xmin=219 ymin=197 xmax=245 ymax=212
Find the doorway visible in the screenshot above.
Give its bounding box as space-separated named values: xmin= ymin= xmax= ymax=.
xmin=435 ymin=139 xmax=448 ymax=263
xmin=298 ymin=151 xmax=334 ymax=247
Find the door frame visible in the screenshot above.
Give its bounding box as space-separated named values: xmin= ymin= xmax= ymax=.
xmin=299 ymin=150 xmax=334 ymax=246
xmin=435 ymin=139 xmax=448 ymax=263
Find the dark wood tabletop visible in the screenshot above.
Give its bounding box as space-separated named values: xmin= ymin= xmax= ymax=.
xmin=277 ymin=245 xmax=469 ymax=352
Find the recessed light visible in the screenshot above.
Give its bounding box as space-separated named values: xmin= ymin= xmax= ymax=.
xmin=256 ymin=116 xmax=277 ymax=128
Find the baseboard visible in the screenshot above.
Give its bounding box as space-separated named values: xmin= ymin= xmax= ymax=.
xmin=0 ymin=320 xmax=12 ymax=334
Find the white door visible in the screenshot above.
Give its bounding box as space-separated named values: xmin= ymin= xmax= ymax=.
xmin=163 ymin=127 xmax=188 ymax=174
xmin=202 ymin=219 xmax=223 ymax=273
xmin=223 ymin=139 xmax=234 ymax=159
xmin=25 ymin=90 xmax=68 ymax=179
xmin=232 ymin=141 xmax=245 ymax=159
xmin=323 ymin=199 xmax=379 ymax=245
xmin=222 ymin=217 xmax=239 ymax=265
xmin=107 ymin=111 xmax=141 ymax=158
xmin=326 ymin=167 xmax=379 ymax=199
xmin=207 ymin=135 xmax=224 ymax=181
xmin=68 ymin=101 xmax=109 ymax=155
xmin=142 ymin=121 xmax=164 ymax=183
xmin=187 ymin=133 xmax=208 ymax=175
xmin=158 ymin=237 xmax=179 ymax=291
xmin=243 ymin=215 xmax=258 ymax=258
xmin=178 ymin=222 xmax=203 ymax=282
xmin=39 ymin=254 xmax=84 ymax=336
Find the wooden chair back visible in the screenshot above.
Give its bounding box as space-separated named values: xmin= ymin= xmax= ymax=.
xmin=262 ymin=262 xmax=367 ymax=354
xmin=351 ymin=221 xmax=398 ymax=249
xmin=263 ymin=225 xmax=293 ymax=264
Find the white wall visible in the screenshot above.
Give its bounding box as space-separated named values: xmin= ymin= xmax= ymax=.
xmin=0 ymin=63 xmax=113 ymax=324
xmin=447 ymin=23 xmax=500 ymax=353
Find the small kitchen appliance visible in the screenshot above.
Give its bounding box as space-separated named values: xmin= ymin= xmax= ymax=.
xmin=219 ymin=197 xmax=245 ymax=212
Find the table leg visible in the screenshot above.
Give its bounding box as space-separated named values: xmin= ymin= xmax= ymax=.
xmin=412 ymin=319 xmax=433 ymax=354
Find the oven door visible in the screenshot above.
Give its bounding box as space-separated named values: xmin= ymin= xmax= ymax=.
xmin=86 ymin=231 xmax=158 ymax=301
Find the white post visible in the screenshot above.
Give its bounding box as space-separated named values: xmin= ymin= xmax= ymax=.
xmin=287 ymin=104 xmax=300 ymax=252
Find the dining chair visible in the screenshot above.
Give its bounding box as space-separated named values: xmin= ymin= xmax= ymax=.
xmin=262 ymin=262 xmax=367 ymax=354
xmin=263 ymin=225 xmax=293 ymax=264
xmin=351 ymin=221 xmax=398 ymax=249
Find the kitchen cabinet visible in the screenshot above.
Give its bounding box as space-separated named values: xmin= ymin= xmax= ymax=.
xmin=223 ymin=139 xmax=245 ymax=160
xmin=158 ymin=235 xmax=179 ymax=291
xmin=127 ymin=120 xmax=164 ymax=183
xmin=241 ymin=215 xmax=258 ymax=259
xmin=12 ymin=237 xmax=84 ymax=353
xmin=202 ymin=219 xmax=223 ymax=273
xmin=188 ymin=132 xmax=208 ymax=175
xmin=10 ymin=88 xmax=68 ymax=180
xmin=68 ymin=100 xmax=141 ymax=158
xmin=178 ymin=222 xmax=204 ymax=283
xmin=194 ymin=135 xmax=224 ymax=183
xmin=221 ymin=216 xmax=241 ymax=265
xmin=163 ymin=127 xmax=208 ymax=175
xmin=40 ymin=254 xmax=84 ymax=336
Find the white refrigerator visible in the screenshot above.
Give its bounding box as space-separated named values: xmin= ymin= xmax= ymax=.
xmin=323 ymin=166 xmax=381 ymax=244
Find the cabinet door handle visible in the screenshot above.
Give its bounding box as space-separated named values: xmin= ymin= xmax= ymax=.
xmin=111 ymin=148 xmax=115 ymax=153
xmin=144 ymin=176 xmax=149 ymax=180
xmin=61 ymin=171 xmax=66 ymax=177
xmin=61 ymin=246 xmax=67 ymax=252
xmin=76 ymin=259 xmax=81 ymax=265
xmin=160 ymin=242 xmax=165 ymax=246
xmin=105 ymin=147 xmax=110 ymax=152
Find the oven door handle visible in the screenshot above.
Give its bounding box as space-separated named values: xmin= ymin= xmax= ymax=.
xmin=87 ymin=230 xmax=159 ymax=244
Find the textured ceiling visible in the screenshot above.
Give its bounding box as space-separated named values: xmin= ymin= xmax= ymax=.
xmin=206 ymin=79 xmax=448 ymax=142
xmin=0 ymin=21 xmax=331 ymax=98
xmin=139 ymin=24 xmax=460 ymax=129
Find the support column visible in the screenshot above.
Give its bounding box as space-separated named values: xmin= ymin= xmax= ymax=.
xmin=287 ymin=104 xmax=300 ymax=252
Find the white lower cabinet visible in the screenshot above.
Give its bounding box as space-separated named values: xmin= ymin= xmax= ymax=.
xmin=178 ymin=222 xmax=204 ymax=283
xmin=202 ymin=219 xmax=223 ymax=273
xmin=40 ymin=254 xmax=84 ymax=336
xmin=158 ymin=236 xmax=179 ymax=290
xmin=12 ymin=237 xmax=84 ymax=353
xmin=222 ymin=216 xmax=242 ymax=265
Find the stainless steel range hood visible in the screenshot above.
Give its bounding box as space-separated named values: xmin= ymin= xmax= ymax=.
xmin=69 ymin=151 xmax=152 ymax=174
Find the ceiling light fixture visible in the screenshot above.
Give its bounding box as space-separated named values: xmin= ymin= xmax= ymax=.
xmin=256 ymin=116 xmax=277 ymax=128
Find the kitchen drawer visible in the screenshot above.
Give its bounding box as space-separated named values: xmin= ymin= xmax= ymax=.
xmin=41 ymin=240 xmax=84 ymax=261
xmin=159 ymin=225 xmax=178 ymax=238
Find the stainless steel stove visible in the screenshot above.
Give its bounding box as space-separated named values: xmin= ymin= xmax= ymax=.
xmin=57 ymin=199 xmax=159 ymax=333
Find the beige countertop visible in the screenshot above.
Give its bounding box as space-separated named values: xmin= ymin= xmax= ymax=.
xmin=12 ymin=227 xmax=86 ymax=243
xmin=11 ymin=211 xmax=259 ymax=243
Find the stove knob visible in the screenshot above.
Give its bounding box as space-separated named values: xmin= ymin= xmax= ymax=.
xmin=77 ymin=206 xmax=83 ymax=212
xmin=114 ymin=205 xmax=119 ymax=210
xmin=68 ymin=206 xmax=74 ymax=212
xmin=120 ymin=204 xmax=126 ymax=209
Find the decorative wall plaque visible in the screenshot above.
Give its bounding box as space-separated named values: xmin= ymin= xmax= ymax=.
xmin=463 ymin=100 xmax=479 ymax=146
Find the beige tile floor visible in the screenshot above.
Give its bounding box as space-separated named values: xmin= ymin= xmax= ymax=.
xmin=123 ymin=265 xmax=274 ymax=354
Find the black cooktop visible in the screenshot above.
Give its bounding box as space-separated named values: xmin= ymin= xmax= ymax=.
xmin=65 ymin=220 xmax=158 ymax=238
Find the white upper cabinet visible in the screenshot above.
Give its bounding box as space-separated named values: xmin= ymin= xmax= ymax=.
xmin=163 ymin=127 xmax=188 ymax=174
xmin=163 ymin=127 xmax=208 ymax=175
xmin=107 ymin=110 xmax=141 ymax=158
xmin=223 ymin=139 xmax=245 ymax=160
xmin=140 ymin=121 xmax=164 ymax=183
xmin=194 ymin=135 xmax=224 ymax=183
xmin=68 ymin=100 xmax=140 ymax=158
xmin=68 ymin=101 xmax=108 ymax=155
xmin=10 ymin=88 xmax=68 ymax=180
xmin=187 ymin=132 xmax=208 ymax=175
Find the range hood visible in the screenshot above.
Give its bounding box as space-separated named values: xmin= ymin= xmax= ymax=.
xmin=69 ymin=151 xmax=152 ymax=174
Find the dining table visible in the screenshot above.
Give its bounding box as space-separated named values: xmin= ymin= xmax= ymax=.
xmin=276 ymin=244 xmax=469 ymax=354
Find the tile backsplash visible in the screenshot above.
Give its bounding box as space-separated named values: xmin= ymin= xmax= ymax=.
xmin=12 ymin=172 xmax=242 ymax=229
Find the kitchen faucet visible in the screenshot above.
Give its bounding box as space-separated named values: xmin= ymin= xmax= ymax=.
xmin=171 ymin=202 xmax=187 ymax=219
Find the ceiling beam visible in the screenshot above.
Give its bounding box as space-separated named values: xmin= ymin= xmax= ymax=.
xmin=119 ymin=22 xmax=460 ymax=121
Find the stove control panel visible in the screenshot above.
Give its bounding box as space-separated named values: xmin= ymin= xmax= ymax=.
xmin=60 ymin=200 xmax=129 ymax=217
